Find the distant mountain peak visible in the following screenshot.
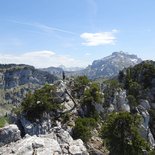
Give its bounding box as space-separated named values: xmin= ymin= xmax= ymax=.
xmin=82 ymin=52 xmax=142 ymax=79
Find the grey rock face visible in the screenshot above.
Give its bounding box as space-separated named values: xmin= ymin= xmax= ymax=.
xmin=107 ymin=89 xmax=130 ymax=112
xmin=137 ymin=103 xmax=155 ymax=148
xmin=0 ymin=124 xmax=21 ymax=147
xmin=0 ymin=127 xmax=89 ymax=155
xmin=54 ymin=80 xmax=77 ymax=113
xmin=0 ymin=64 xmax=57 ymax=105
xmin=80 ymin=51 xmax=142 ymax=79
xmin=140 ymin=99 xmax=151 ymax=110
xmin=19 ymin=115 xmax=52 ymax=136
xmin=16 ymin=80 xmax=77 ymax=136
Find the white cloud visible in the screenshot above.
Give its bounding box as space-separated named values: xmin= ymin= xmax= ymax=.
xmin=80 ymin=29 xmax=118 ymax=46
xmin=0 ymin=51 xmax=83 ymax=68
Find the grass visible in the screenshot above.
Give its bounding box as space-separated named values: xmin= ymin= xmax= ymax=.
xmin=0 ymin=116 xmax=9 ymax=128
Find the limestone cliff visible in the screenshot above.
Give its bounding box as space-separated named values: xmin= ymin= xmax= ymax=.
xmin=0 ymin=64 xmax=57 ymax=107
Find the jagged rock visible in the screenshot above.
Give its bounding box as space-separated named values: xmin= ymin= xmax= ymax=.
xmin=113 ymin=89 xmax=130 ymax=112
xmin=19 ymin=115 xmax=52 ymax=136
xmin=136 ymin=105 xmax=155 ymax=148
xmin=93 ymin=102 xmax=104 ymax=114
xmin=87 ymin=136 xmax=108 ymax=155
xmin=0 ymin=127 xmax=89 ymax=155
xmin=62 ymin=100 xmax=76 ymax=113
xmin=1 ymin=135 xmax=62 ymax=155
xmin=69 ymin=139 xmax=88 ymax=155
xmin=54 ymin=80 xmax=66 ymax=93
xmin=107 ymin=104 xmax=115 ymax=112
xmin=51 ymin=127 xmax=73 ymax=144
xmin=0 ymin=124 xmax=21 ymax=146
xmin=140 ymin=99 xmax=151 ymax=110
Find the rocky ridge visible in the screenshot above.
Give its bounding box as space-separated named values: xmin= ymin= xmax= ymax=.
xmin=0 ymin=64 xmax=57 ymax=116
xmin=0 ymin=80 xmax=89 ymax=155
xmin=0 ymin=126 xmax=88 ymax=155
xmin=1 ymin=60 xmax=155 ymax=154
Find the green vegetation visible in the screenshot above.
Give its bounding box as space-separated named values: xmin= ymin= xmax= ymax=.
xmin=19 ymin=84 xmax=60 ymax=121
xmin=83 ymin=83 xmax=102 ymax=104
xmin=148 ymin=150 xmax=155 ymax=155
xmin=118 ymin=61 xmax=155 ymax=106
xmin=82 ymin=82 xmax=103 ymax=119
xmin=73 ymin=76 xmax=90 ymax=98
xmin=103 ymin=79 xmax=121 ymax=108
xmin=73 ymin=117 xmax=96 ymax=142
xmin=101 ymin=112 xmax=149 ymax=155
xmin=0 ymin=116 xmax=9 ymax=128
xmin=127 ymin=95 xmax=138 ymax=110
xmin=119 ymin=61 xmax=155 ymax=90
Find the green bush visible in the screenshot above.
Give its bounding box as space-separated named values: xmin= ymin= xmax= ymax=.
xmin=128 ymin=81 xmax=141 ymax=98
xmin=119 ymin=61 xmax=155 ymax=90
xmin=0 ymin=116 xmax=9 ymax=128
xmin=82 ymin=82 xmax=102 ymax=119
xmin=102 ymin=79 xmax=121 ymax=108
xmin=83 ymin=83 xmax=102 ymax=103
xmin=73 ymin=117 xmax=96 ymax=142
xmin=73 ymin=76 xmax=90 ymax=98
xmin=148 ymin=150 xmax=155 ymax=155
xmin=20 ymin=84 xmax=60 ymax=121
xmin=127 ymin=95 xmax=138 ymax=109
xmin=101 ymin=112 xmax=150 ymax=155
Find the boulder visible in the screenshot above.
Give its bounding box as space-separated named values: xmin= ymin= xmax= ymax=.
xmin=137 ymin=105 xmax=155 ymax=148
xmin=113 ymin=89 xmax=130 ymax=112
xmin=19 ymin=115 xmax=52 ymax=136
xmin=69 ymin=139 xmax=88 ymax=155
xmin=0 ymin=127 xmax=89 ymax=155
xmin=140 ymin=99 xmax=151 ymax=110
xmin=0 ymin=124 xmax=21 ymax=146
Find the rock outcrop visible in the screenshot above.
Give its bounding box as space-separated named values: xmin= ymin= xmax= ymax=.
xmin=136 ymin=101 xmax=155 ymax=148
xmin=107 ymin=88 xmax=130 ymax=112
xmin=0 ymin=127 xmax=89 ymax=155
xmin=0 ymin=64 xmax=57 ymax=106
xmin=0 ymin=124 xmax=21 ymax=147
xmin=18 ymin=115 xmax=52 ymax=136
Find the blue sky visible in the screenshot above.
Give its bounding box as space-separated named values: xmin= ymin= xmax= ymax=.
xmin=0 ymin=0 xmax=155 ymax=68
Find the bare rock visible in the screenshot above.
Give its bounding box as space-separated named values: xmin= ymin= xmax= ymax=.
xmin=0 ymin=124 xmax=21 ymax=147
xmin=0 ymin=127 xmax=89 ymax=155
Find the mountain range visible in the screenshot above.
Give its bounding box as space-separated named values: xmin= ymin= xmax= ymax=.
xmin=0 ymin=51 xmax=142 ymax=110
xmin=41 ymin=51 xmax=142 ymax=79
xmin=1 ymin=52 xmax=155 ymax=155
xmin=1 ymin=60 xmax=155 ymax=154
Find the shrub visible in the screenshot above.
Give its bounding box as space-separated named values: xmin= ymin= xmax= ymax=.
xmin=0 ymin=116 xmax=9 ymax=128
xmin=20 ymin=84 xmax=60 ymax=121
xmin=127 ymin=95 xmax=138 ymax=109
xmin=73 ymin=117 xmax=96 ymax=142
xmin=101 ymin=112 xmax=150 ymax=155
xmin=82 ymin=82 xmax=102 ymax=119
xmin=73 ymin=76 xmax=90 ymax=98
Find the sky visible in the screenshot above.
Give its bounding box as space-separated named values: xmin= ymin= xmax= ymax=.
xmin=0 ymin=0 xmax=155 ymax=68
